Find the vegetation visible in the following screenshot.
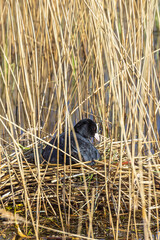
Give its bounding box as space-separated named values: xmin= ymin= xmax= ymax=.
xmin=0 ymin=0 xmax=160 ymax=239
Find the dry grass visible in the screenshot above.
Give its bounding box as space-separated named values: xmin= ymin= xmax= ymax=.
xmin=0 ymin=0 xmax=160 ymax=239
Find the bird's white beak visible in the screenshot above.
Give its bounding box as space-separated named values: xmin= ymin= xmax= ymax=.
xmin=94 ymin=133 xmax=100 ymax=141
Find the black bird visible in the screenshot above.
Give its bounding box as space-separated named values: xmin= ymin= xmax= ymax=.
xmin=42 ymin=119 xmax=100 ymax=165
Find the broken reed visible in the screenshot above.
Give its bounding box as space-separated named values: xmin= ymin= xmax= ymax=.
xmin=0 ymin=0 xmax=160 ymax=239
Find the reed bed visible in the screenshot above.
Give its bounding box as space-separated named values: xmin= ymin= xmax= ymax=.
xmin=0 ymin=0 xmax=160 ymax=239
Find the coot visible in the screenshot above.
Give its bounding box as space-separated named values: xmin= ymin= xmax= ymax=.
xmin=42 ymin=119 xmax=100 ymax=165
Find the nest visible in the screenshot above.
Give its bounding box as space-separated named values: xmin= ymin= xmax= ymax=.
xmin=0 ymin=137 xmax=160 ymax=237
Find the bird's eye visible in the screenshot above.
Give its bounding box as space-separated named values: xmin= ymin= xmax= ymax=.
xmin=93 ymin=126 xmax=96 ymax=132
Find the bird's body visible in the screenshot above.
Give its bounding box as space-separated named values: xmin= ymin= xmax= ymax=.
xmin=42 ymin=119 xmax=100 ymax=165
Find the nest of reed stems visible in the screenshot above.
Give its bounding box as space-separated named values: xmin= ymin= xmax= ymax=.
xmin=0 ymin=130 xmax=160 ymax=238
